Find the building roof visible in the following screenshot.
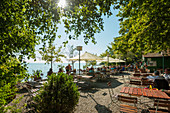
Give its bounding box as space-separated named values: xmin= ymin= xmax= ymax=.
xmin=143 ymin=50 xmax=170 ymax=58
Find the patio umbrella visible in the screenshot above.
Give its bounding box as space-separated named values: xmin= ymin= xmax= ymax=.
xmin=98 ymin=57 xmax=125 ymax=63
xmin=110 ymin=58 xmax=125 ymax=63
xmin=69 ymin=51 xmax=103 ymax=61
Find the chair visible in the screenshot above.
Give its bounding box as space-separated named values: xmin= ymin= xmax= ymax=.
xmin=122 ymin=75 xmax=130 ymax=86
xmin=148 ymin=99 xmax=170 ymax=113
xmin=107 ymin=81 xmax=119 ymax=107
xmin=24 ymin=83 xmax=40 ymax=113
xmin=25 ymin=83 xmax=40 ymax=103
xmin=133 ymin=74 xmax=141 ymax=77
xmin=130 ymin=77 xmax=142 ymax=81
xmin=141 ymin=74 xmax=149 ymax=78
xmin=134 ymin=71 xmax=140 ymax=73
xmin=117 ymin=95 xmax=139 ymax=113
xmin=141 ymin=79 xmax=154 ymax=87
xmin=94 ymin=72 xmax=102 ymax=80
xmin=109 ymin=71 xmax=116 ymax=78
xmin=129 ymin=80 xmax=142 ymax=87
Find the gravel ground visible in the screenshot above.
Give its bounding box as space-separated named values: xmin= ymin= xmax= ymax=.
xmin=6 ymin=72 xmax=161 ymax=113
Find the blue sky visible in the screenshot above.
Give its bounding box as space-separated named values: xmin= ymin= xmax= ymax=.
xmin=27 ymin=9 xmax=121 ymax=63
xmin=57 ymin=9 xmax=121 ymax=55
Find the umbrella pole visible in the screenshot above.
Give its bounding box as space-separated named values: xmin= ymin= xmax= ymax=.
xmin=79 ymin=50 xmax=80 ymax=75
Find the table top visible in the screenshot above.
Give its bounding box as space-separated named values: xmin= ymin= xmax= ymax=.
xmin=82 ymin=75 xmax=93 ymax=79
xmin=130 ymin=77 xmax=142 ymax=80
xmin=76 ymin=75 xmax=93 ymax=79
xmin=120 ymin=87 xmax=170 ymax=99
xmin=133 ymin=73 xmax=153 ymax=75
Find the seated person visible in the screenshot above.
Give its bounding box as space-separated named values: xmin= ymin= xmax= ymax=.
xmin=101 ymin=66 xmax=107 ymax=74
xmin=96 ymin=68 xmax=101 ymax=73
xmin=58 ymin=68 xmax=63 ymax=73
xmin=65 ymin=64 xmax=72 ymax=75
xmin=146 ymin=70 xmax=160 ymax=80
xmin=163 ymin=68 xmax=170 ymax=81
xmin=73 ymin=69 xmax=76 ymax=73
xmin=86 ymin=67 xmax=89 ymax=72
xmin=154 ymin=78 xmax=169 ymax=90
xmin=119 ymin=66 xmax=125 ymax=72
xmin=88 ymin=67 xmax=95 ymax=77
xmin=139 ymin=66 xmax=147 ymax=73
xmin=47 ymin=68 xmax=53 ymax=76
xmin=150 ymin=71 xmax=169 ymax=90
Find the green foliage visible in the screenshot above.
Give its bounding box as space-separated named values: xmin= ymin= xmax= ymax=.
xmin=1 ymin=0 xmax=116 ymax=60
xmin=34 ymin=73 xmax=80 ymax=113
xmin=61 ymin=0 xmax=116 ymax=44
xmin=4 ymin=96 xmax=26 ymax=113
xmin=39 ymin=45 xmax=66 ymax=69
xmin=32 ymin=70 xmax=42 ymax=78
xmin=57 ymin=64 xmax=65 ymax=70
xmin=115 ymin=0 xmax=170 ymax=53
xmin=64 ymin=45 xmax=77 ymax=59
xmin=0 ymin=57 xmax=27 ymax=112
xmin=0 ymin=0 xmax=116 ymax=111
xmin=83 ymin=61 xmax=97 ymax=69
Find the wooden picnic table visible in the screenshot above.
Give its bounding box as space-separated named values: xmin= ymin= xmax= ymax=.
xmin=76 ymin=75 xmax=93 ymax=80
xmin=130 ymin=77 xmax=142 ymax=80
xmin=133 ymin=73 xmax=153 ymax=76
xmin=81 ymin=75 xmax=93 ymax=79
xmin=120 ymin=87 xmax=170 ymax=99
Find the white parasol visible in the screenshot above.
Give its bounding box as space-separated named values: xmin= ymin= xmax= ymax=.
xmin=69 ymin=51 xmax=103 ymax=61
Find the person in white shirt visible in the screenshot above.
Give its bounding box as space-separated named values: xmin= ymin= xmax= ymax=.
xmin=163 ymin=68 xmax=170 ymax=80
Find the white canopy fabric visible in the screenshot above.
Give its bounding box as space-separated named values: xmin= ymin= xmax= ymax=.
xmin=100 ymin=57 xmax=116 ymax=62
xmin=98 ymin=57 xmax=125 ymax=63
xmin=69 ymin=51 xmax=103 ymax=61
xmin=113 ymin=59 xmax=125 ymax=63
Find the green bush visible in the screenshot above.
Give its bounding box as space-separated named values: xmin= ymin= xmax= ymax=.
xmin=34 ymin=73 xmax=80 ymax=113
xmin=0 ymin=57 xmax=27 ymax=112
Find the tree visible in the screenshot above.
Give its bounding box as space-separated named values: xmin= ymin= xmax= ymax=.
xmin=101 ymin=40 xmax=142 ymax=64
xmin=114 ymin=0 xmax=170 ymax=54
xmin=0 ymin=57 xmax=27 ymax=112
xmin=39 ymin=44 xmax=66 ymax=70
xmin=0 ymin=0 xmax=116 ymax=61
xmin=1 ymin=0 xmax=116 ymax=111
xmin=64 ymin=45 xmax=78 ymax=69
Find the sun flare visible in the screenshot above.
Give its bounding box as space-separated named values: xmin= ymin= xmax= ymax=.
xmin=58 ymin=0 xmax=67 ymax=8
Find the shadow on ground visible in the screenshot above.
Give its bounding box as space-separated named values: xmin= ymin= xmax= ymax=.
xmin=88 ymin=94 xmax=112 ymax=113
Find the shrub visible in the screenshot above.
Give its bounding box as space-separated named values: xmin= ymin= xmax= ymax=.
xmin=32 ymin=70 xmax=42 ymax=81
xmin=0 ymin=57 xmax=27 ymax=112
xmin=34 ymin=73 xmax=80 ymax=113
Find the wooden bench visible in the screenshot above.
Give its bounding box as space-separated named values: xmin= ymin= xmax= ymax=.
xmin=129 ymin=80 xmax=141 ymax=86
xmin=149 ymin=100 xmax=170 ymax=113
xmin=118 ymin=95 xmax=139 ymax=113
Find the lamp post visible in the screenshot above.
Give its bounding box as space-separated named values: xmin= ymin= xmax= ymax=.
xmin=161 ymin=51 xmax=165 ymax=73
xmin=107 ymin=54 xmax=110 ymax=66
xmin=77 ymin=46 xmax=82 ymax=75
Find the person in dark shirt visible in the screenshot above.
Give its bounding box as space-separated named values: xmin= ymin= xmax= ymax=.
xmin=152 ymin=71 xmax=169 ymax=90
xmin=65 ymin=64 xmax=72 ymax=75
xmin=58 ymin=68 xmax=63 ymax=73
xmin=47 ymin=68 xmax=53 ymax=76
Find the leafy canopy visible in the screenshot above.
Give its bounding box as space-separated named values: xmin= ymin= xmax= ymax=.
xmin=115 ymin=0 xmax=170 ymax=54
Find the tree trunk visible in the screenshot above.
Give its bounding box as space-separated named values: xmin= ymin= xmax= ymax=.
xmin=51 ymin=60 xmax=52 ymax=70
xmin=51 ymin=49 xmax=53 ymax=70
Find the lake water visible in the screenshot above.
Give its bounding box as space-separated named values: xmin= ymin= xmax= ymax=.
xmin=27 ymin=63 xmax=86 ymax=79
